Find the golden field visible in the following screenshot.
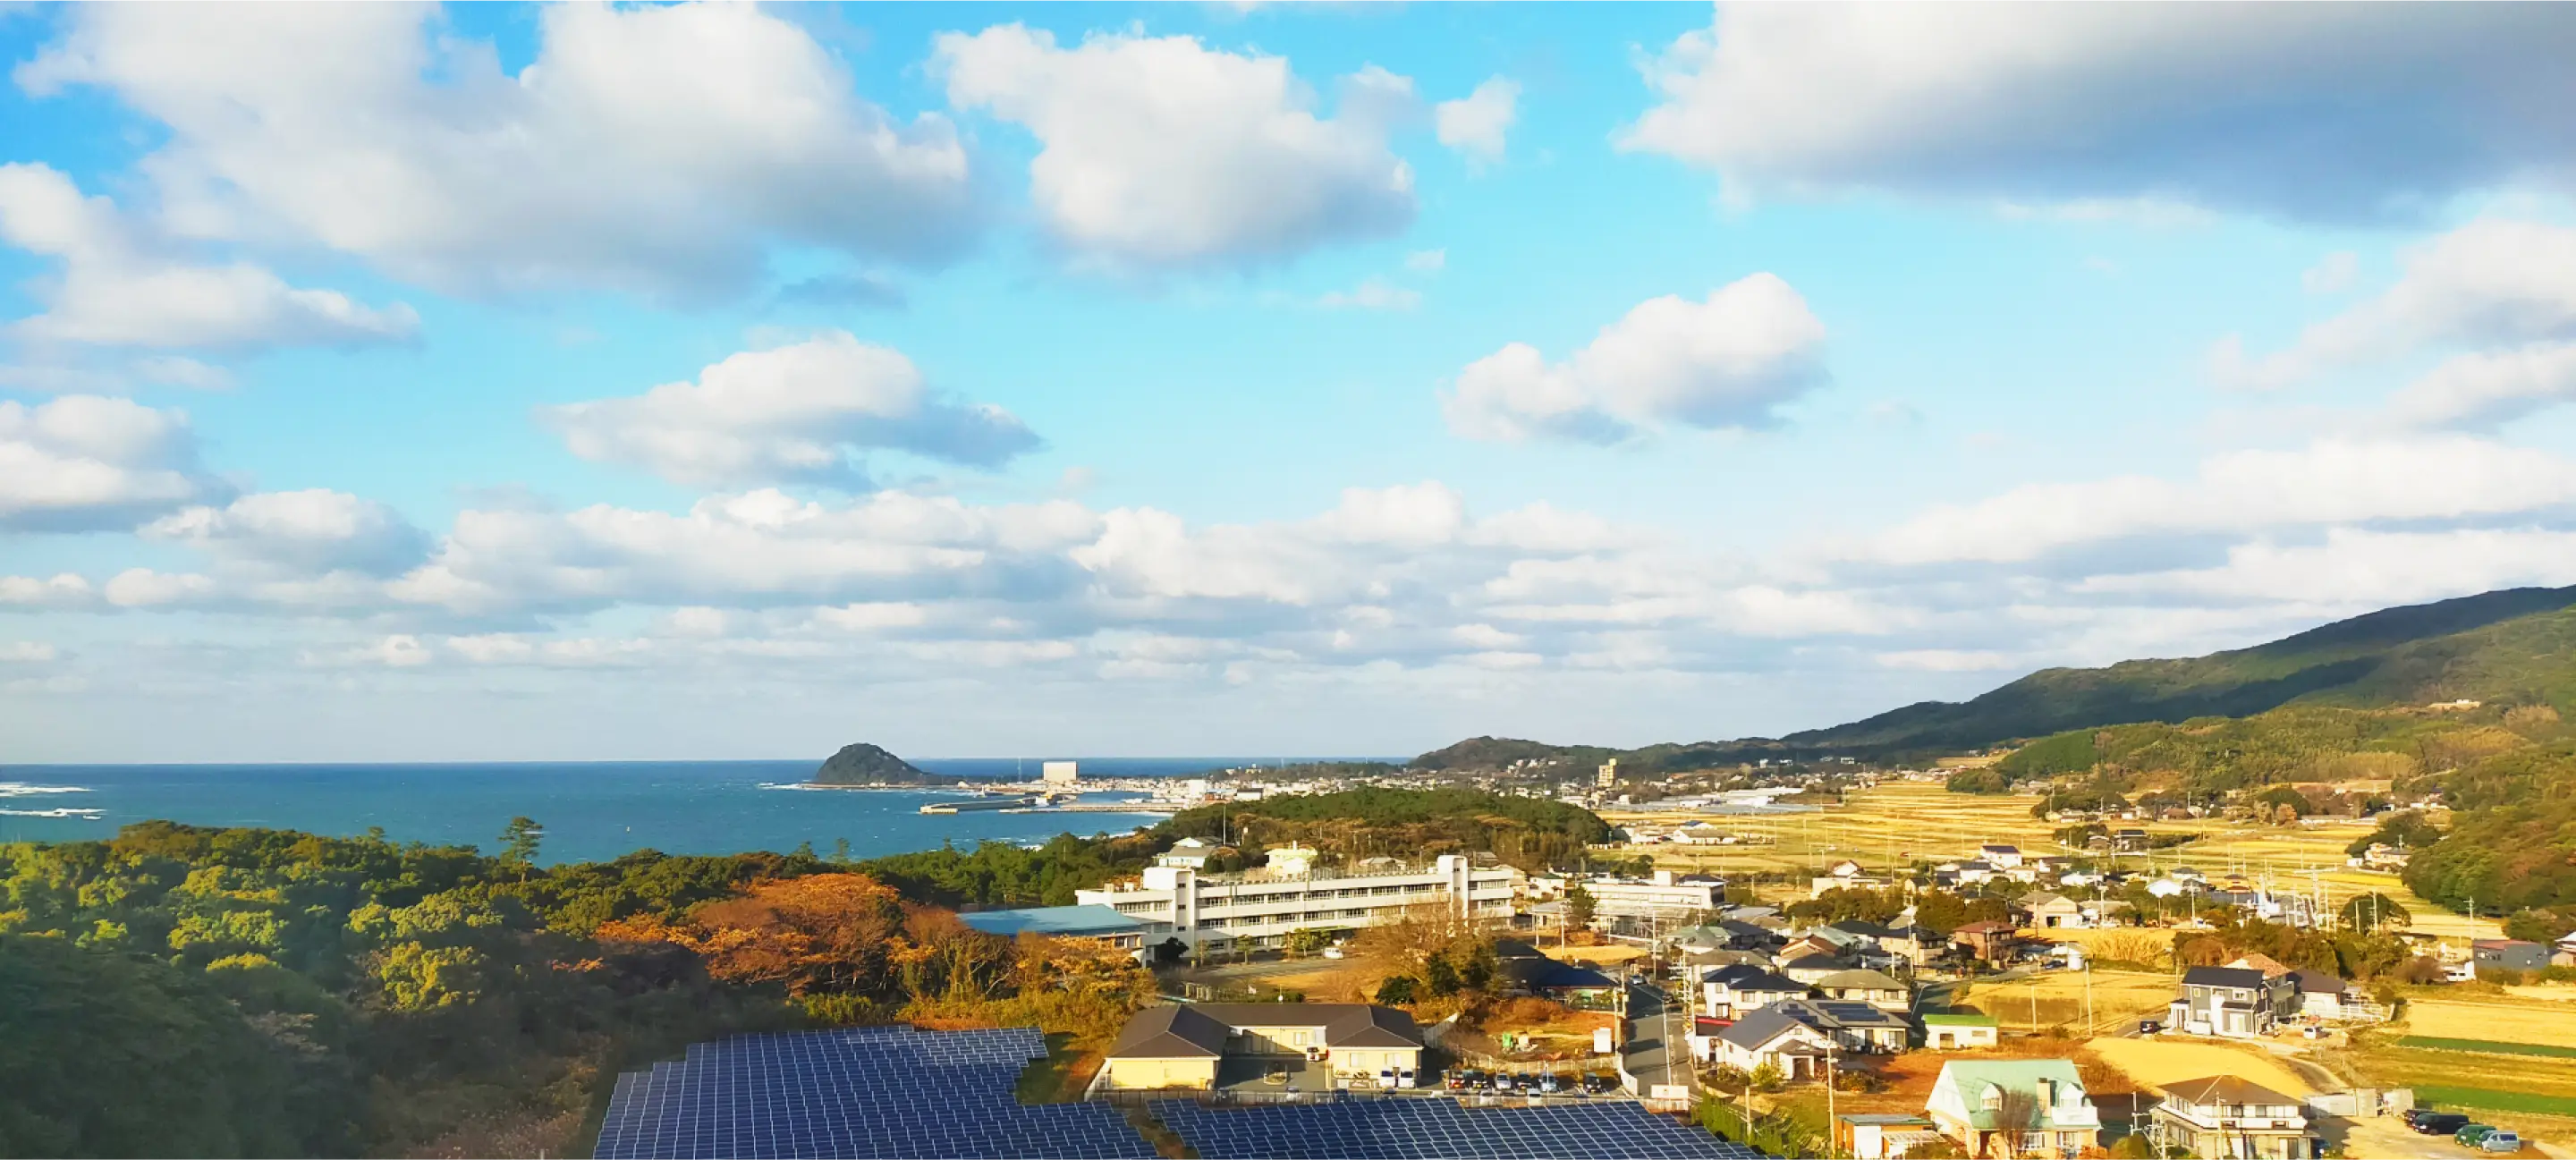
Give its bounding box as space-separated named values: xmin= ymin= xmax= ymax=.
xmin=2401 ymin=994 xmax=2576 ymax=1047
xmin=1963 ymin=969 xmax=2176 ymax=1036
xmin=1606 ymin=781 xmax=2502 ymax=942
xmin=2078 ymin=1037 xmax=2318 ymax=1096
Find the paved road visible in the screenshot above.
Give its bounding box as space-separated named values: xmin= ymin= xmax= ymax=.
xmin=1622 ymin=981 xmax=1694 ymax=1096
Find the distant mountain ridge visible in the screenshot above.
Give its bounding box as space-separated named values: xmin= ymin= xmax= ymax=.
xmin=1787 ymin=584 xmax=2576 ymax=754
xmin=809 ymin=743 xmax=938 ymax=785
xmin=1404 ymin=584 xmax=2576 ymax=771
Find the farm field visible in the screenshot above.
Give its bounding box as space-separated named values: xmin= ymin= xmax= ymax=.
xmin=1610 ymin=782 xmax=2501 ymax=942
xmin=1958 ymin=969 xmax=2175 ymax=1036
xmin=2402 ymin=995 xmax=2576 ymax=1047
xmin=2079 ymin=1037 xmax=2317 ymax=1096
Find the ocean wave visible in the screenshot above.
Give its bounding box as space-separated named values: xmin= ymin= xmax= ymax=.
xmin=0 ymin=807 xmax=106 ymax=818
xmin=0 ymin=781 xmax=92 ymax=798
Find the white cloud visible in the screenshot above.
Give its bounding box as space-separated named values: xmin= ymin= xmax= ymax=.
xmin=20 ymin=3 xmax=974 ymax=300
xmin=143 ymin=489 xmax=429 ymax=577
xmin=1435 ymin=77 xmax=1520 ymax=168
xmin=0 ymin=641 xmax=59 ymax=664
xmin=0 ymin=163 xmax=416 ymax=351
xmin=934 ymin=25 xmax=1414 ymax=269
xmin=1404 ymin=249 xmax=1446 ymax=274
xmin=0 ymin=573 xmax=96 ymax=609
xmin=2385 ymin=343 xmax=2576 ymax=430
xmin=1317 ymin=277 xmax=1419 ymax=311
xmin=1874 ymin=649 xmax=2013 ymax=673
xmin=2216 ymin=218 xmax=2576 ymax=388
xmin=1856 ymin=435 xmax=2576 ymax=565
xmin=538 ymin=331 xmax=1039 ymax=489
xmin=0 ymin=395 xmax=225 ymax=531
xmin=2302 ymin=251 xmax=2360 ymax=295
xmin=102 ymin=568 xmax=216 ymax=608
xmin=2080 ymin=527 xmax=2576 ymax=607
xmin=1443 ymin=273 xmax=1826 ymax=444
xmin=1619 ymin=4 xmax=2576 ymax=222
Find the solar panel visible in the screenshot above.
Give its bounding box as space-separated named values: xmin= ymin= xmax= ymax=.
xmin=601 ymin=1025 xmax=1764 ymax=1160
xmin=595 ymin=1027 xmax=1157 ymax=1160
xmin=1148 ymin=1096 xmax=1764 ymax=1160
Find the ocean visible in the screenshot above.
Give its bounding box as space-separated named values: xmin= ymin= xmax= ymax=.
xmin=0 ymin=758 xmax=1333 ymax=865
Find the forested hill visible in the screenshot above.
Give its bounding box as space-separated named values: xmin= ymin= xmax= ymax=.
xmin=809 ymin=742 xmax=938 ymax=785
xmin=1783 ymin=584 xmax=2576 ymax=755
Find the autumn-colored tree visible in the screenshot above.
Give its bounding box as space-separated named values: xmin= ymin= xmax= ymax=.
xmin=598 ymin=873 xmax=910 ymax=995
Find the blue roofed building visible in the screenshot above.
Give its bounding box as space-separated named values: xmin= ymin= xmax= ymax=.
xmin=959 ymin=904 xmax=1167 ymax=953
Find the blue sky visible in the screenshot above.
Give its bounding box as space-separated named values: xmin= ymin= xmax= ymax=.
xmin=4 ymin=3 xmax=2576 ymax=763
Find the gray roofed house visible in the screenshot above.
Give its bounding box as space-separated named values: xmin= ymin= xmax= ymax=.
xmin=1813 ymin=968 xmax=1912 ymax=1012
xmin=2169 ymin=967 xmax=2296 ymax=1038
xmin=1099 ymin=1003 xmax=1423 ymax=1092
xmin=1702 ymin=964 xmax=1811 ymax=1019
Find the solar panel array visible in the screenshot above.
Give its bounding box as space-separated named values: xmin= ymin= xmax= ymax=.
xmin=593 ymin=1026 xmax=1157 ymax=1159
xmin=1151 ymin=1096 xmax=1768 ymax=1159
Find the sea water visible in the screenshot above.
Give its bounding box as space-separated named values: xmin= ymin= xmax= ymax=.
xmin=0 ymin=758 xmax=1335 ymax=864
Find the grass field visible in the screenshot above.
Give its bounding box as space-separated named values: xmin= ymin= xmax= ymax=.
xmin=2397 ymin=1037 xmax=2576 ymax=1060
xmin=2411 ymin=1086 xmax=2576 ymax=1118
xmin=1609 ymin=782 xmax=2502 ymax=942
xmin=2079 ymin=1037 xmax=2318 ymax=1096
xmin=2402 ymin=997 xmax=2576 ymax=1047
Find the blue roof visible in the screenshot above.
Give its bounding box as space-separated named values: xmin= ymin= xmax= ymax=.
xmin=1531 ymin=962 xmax=1618 ymax=990
xmin=959 ymin=904 xmax=1145 ymax=937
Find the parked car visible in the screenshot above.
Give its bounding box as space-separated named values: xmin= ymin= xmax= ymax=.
xmin=2410 ymin=1113 xmax=2470 ymax=1135
xmin=2456 ymin=1124 xmax=2496 ymax=1147
xmin=1448 ymin=1069 xmax=1477 ymax=1091
xmin=2482 ymin=1131 xmax=2523 ymax=1154
xmin=1538 ymin=1073 xmax=1561 ymax=1094
xmin=1398 ymin=1069 xmax=1417 ymax=1088
xmin=1479 ymin=1072 xmax=1505 ymax=1092
xmin=1321 ymin=945 xmax=1344 ymax=960
xmin=1582 ymin=1073 xmax=1614 ymax=1095
xmin=2137 ymin=1020 xmax=2162 ymax=1035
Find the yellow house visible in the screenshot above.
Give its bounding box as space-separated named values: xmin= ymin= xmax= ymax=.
xmin=1097 ymin=1003 xmax=1424 ymax=1091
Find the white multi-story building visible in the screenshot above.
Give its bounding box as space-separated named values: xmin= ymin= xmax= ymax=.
xmin=1076 ymin=846 xmax=1516 ymax=951
xmin=1041 ymin=760 xmax=1080 ymax=787
xmin=1527 ymin=870 xmax=1724 ymax=924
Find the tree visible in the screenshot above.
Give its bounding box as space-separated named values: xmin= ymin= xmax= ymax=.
xmin=1374 ymin=974 xmax=1419 ymax=1005
xmin=1992 ymin=1085 xmax=2042 ymax=1159
xmin=2338 ymin=893 xmax=2411 ymax=931
xmin=497 ymin=816 xmax=544 ymax=879
xmin=1284 ymin=927 xmax=1330 ymax=957
xmin=1423 ymin=953 xmax=1462 ymax=997
xmin=1563 ymin=883 xmax=1597 ymax=932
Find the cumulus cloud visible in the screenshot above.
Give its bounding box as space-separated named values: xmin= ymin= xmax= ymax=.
xmin=0 ymin=395 xmax=226 ymax=531
xmin=538 ymin=331 xmax=1040 ymax=489
xmin=2302 ymin=251 xmax=2360 ymax=295
xmin=0 ymin=163 xmax=416 ymax=351
xmin=1619 ymin=4 xmax=2576 ymax=222
xmin=1435 ymin=77 xmax=1520 ymax=167
xmin=2216 ymin=218 xmax=2576 ymax=389
xmin=0 ymin=573 xmax=97 ymax=609
xmin=19 ymin=3 xmax=975 ymax=300
xmin=143 ymin=490 xmax=430 ymax=576
xmin=1317 ymin=278 xmax=1419 ymax=311
xmin=935 ymin=25 xmax=1414 ymax=269
xmin=2385 ymin=343 xmax=2576 ymax=430
xmin=1855 ymin=435 xmax=2576 ymax=566
xmin=2078 ymin=527 xmax=2576 ymax=608
xmin=1443 ymin=274 xmax=1826 ymax=444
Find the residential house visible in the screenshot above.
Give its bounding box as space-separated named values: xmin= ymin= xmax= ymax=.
xmin=1097 ymin=1003 xmax=1422 ymax=1090
xmin=2148 ymin=1075 xmax=2319 ymax=1159
xmin=1813 ymin=968 xmax=1913 ymax=1014
xmin=1921 ymin=1012 xmax=2000 ymax=1050
xmin=2111 ymin=828 xmax=2149 ymax=852
xmin=2556 ymin=931 xmax=2576 ymax=969
xmin=1701 ymin=964 xmax=1810 ymax=1020
xmin=1711 ymin=999 xmax=1910 ymax=1074
xmin=1810 ymin=859 xmax=1888 ymax=897
xmin=1671 ymin=821 xmax=1735 ymax=846
xmin=2018 ymin=893 xmax=2085 ymax=929
xmin=1953 ymin=859 xmax=1997 ymax=886
xmin=2471 ymin=938 xmax=2551 ymax=973
xmin=1979 ymin=844 xmax=2024 ymax=870
xmin=1685 ymin=947 xmax=1775 ymax=977
xmin=2167 ymin=966 xmax=2297 ymax=1038
xmin=1781 ymin=932 xmax=1847 ymax=961
xmin=2297 ymin=969 xmax=2360 ymax=1015
xmin=1779 ymin=953 xmax=1860 ymax=986
xmin=1157 ymin=837 xmax=1215 ymax=869
xmin=1924 ymin=1059 xmax=2103 ymax=1159
xmin=1950 ymin=920 xmax=2020 ymax=964
xmin=1839 ymin=1114 xmax=1943 ymax=1160
xmin=1708 ymin=1003 xmax=1836 ymax=1078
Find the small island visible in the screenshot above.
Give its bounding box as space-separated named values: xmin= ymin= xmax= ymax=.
xmin=809 ymin=742 xmax=939 ymax=787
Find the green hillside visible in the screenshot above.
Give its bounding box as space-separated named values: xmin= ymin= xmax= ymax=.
xmin=1784 ymin=585 xmax=2576 ymax=755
